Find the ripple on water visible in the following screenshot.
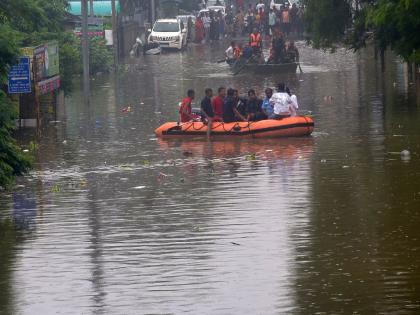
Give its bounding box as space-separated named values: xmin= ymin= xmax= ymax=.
xmin=2 ymin=42 xmax=420 ymax=314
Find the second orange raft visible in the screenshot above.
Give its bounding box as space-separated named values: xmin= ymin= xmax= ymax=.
xmin=155 ymin=116 xmax=314 ymax=138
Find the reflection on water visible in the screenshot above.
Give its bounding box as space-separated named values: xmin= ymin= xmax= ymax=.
xmin=1 ymin=41 xmax=420 ymax=314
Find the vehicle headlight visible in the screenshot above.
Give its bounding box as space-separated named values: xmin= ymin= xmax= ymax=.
xmin=149 ymin=35 xmax=155 ymax=41
xmin=174 ymin=36 xmax=180 ymax=41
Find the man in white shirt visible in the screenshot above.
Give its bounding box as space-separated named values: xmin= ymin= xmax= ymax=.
xmin=256 ymin=0 xmax=265 ymax=12
xmin=286 ymin=86 xmax=299 ymax=116
xmin=225 ymin=41 xmax=236 ymax=64
xmin=203 ymin=13 xmax=211 ymax=39
xmin=268 ymin=9 xmax=276 ymax=35
xmin=269 ymin=82 xmax=294 ymax=119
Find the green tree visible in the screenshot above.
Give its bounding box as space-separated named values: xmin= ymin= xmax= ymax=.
xmin=89 ymin=36 xmax=113 ymax=75
xmin=304 ymin=0 xmax=352 ymax=49
xmin=0 ymin=0 xmax=69 ymax=188
xmin=304 ymin=0 xmax=420 ymax=63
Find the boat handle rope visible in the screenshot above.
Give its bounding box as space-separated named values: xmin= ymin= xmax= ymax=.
xmin=181 ymin=121 xmax=255 ymax=134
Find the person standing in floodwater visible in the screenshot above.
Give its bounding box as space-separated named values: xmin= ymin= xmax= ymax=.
xmin=195 ymin=16 xmax=205 ymax=43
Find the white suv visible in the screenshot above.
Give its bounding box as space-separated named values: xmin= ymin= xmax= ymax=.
xmin=148 ymin=19 xmax=186 ymax=50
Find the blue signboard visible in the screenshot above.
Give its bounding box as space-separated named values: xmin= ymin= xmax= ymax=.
xmin=8 ymin=57 xmax=32 ymax=94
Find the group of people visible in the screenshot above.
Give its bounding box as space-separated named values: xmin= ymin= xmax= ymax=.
xmin=194 ymin=1 xmax=305 ymax=44
xmin=195 ymin=10 xmax=227 ymax=43
xmin=179 ymin=82 xmax=299 ymax=125
xmin=234 ymin=1 xmax=305 ymax=37
xmin=225 ymin=32 xmax=299 ymax=65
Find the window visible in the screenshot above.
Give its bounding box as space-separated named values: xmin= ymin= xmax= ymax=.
xmin=153 ymin=22 xmax=180 ymax=32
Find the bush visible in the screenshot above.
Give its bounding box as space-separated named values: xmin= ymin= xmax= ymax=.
xmin=89 ymin=36 xmax=113 ymax=74
xmin=58 ymin=34 xmax=113 ymax=93
xmin=0 ymin=91 xmax=32 ymax=189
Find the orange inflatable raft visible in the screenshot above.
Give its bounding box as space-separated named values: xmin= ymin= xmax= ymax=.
xmin=155 ymin=116 xmax=314 ymax=138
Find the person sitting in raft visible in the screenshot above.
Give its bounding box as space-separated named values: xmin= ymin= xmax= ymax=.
xmin=234 ymin=43 xmax=242 ymax=60
xmin=246 ymin=89 xmax=266 ymax=121
xmin=269 ymin=82 xmax=294 ymax=119
xmin=272 ymin=31 xmax=286 ymax=64
xmin=249 ymin=27 xmax=262 ymax=55
xmin=179 ymin=89 xmax=199 ymax=122
xmin=201 ymin=88 xmax=215 ymax=123
xmin=223 ymin=88 xmax=247 ymax=123
xmin=225 ymin=41 xmax=236 ymax=65
xmin=241 ymin=44 xmax=253 ymax=60
xmin=212 ymin=87 xmax=225 ymax=121
xmin=285 ymin=41 xmax=299 ymax=63
xmin=266 ymin=46 xmax=275 ymax=64
xmin=233 ymin=89 xmax=247 ymax=118
xmin=261 ymin=88 xmax=274 ymax=117
xmin=286 ymin=86 xmax=299 ymax=116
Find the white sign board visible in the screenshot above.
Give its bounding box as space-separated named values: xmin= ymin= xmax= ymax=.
xmin=105 ymin=30 xmax=113 ymax=46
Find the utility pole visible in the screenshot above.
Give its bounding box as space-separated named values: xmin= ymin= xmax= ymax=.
xmin=89 ymin=0 xmax=94 ymax=17
xmin=81 ymin=0 xmax=90 ymax=103
xmin=111 ymin=0 xmax=118 ymax=67
xmin=151 ymin=0 xmax=156 ymax=24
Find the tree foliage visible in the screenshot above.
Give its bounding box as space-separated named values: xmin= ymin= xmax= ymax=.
xmin=304 ymin=0 xmax=352 ymax=50
xmin=0 ymin=0 xmax=69 ymax=188
xmin=304 ymin=0 xmax=420 ymax=63
xmin=367 ymin=0 xmax=420 ymax=62
xmin=0 ymin=92 xmax=32 ymax=188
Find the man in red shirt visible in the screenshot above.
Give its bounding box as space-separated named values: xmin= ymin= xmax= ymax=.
xmin=211 ymin=87 xmax=226 ymax=121
xmin=179 ymin=89 xmax=196 ymax=122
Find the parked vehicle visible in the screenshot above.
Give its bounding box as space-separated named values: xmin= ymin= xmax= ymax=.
xmin=206 ymin=0 xmax=226 ymax=7
xmin=207 ymin=5 xmax=226 ymax=15
xmin=148 ymin=19 xmax=187 ymax=50
xmin=270 ymin=0 xmax=299 ymax=10
xmin=199 ymin=6 xmax=225 ymax=17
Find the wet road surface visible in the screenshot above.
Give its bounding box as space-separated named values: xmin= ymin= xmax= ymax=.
xmin=1 ymin=40 xmax=420 ymax=314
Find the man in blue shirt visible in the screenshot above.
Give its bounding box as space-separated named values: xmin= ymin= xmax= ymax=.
xmin=261 ymin=87 xmax=274 ymax=118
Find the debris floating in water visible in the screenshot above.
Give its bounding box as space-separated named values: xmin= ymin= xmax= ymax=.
xmin=321 ymin=159 xmax=327 ymax=163
xmin=132 ymin=186 xmax=146 ymax=189
xmin=51 ymin=185 xmax=60 ymax=193
xmin=401 ymin=150 xmax=411 ymax=161
xmin=245 ymin=154 xmax=257 ymax=161
xmin=157 ymin=172 xmax=168 ymax=181
xmin=121 ymin=106 xmax=132 ymax=113
xmin=231 ymin=242 xmax=241 ymax=246
xmin=142 ymin=159 xmax=150 ymax=165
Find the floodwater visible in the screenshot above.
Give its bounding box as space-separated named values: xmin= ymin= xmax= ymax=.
xmin=1 ymin=40 xmax=420 ymax=314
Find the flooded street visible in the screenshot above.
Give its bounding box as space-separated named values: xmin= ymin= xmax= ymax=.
xmin=1 ymin=40 xmax=420 ymax=314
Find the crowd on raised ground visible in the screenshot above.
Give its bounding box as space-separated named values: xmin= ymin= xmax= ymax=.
xmin=179 ymin=83 xmax=299 ymax=124
xmin=194 ymin=0 xmax=305 ymax=43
